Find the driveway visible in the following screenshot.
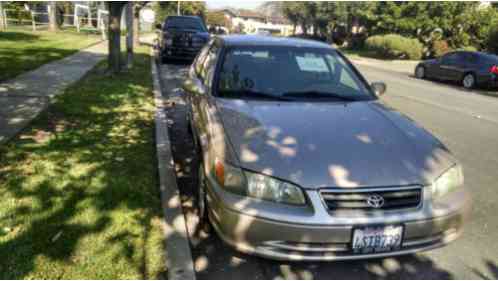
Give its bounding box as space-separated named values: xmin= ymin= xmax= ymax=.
xmin=159 ymin=61 xmax=498 ymax=279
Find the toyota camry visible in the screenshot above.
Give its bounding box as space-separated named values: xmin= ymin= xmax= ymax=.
xmin=182 ymin=35 xmax=471 ymax=261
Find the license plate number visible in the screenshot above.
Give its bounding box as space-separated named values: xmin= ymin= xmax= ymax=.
xmin=352 ymin=225 xmax=403 ymax=254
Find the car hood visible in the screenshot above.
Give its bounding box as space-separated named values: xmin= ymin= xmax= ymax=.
xmin=216 ymin=99 xmax=456 ymax=189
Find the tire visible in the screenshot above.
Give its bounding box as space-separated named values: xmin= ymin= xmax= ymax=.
xmin=161 ymin=54 xmax=170 ymax=64
xmin=186 ymin=110 xmax=193 ymax=136
xmin=462 ymin=73 xmax=476 ymax=89
xmin=415 ymin=65 xmax=425 ymax=79
xmin=197 ymin=162 xmax=210 ymax=232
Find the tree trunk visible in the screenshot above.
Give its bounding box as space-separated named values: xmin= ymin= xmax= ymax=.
xmin=133 ymin=5 xmax=140 ymax=47
xmin=108 ymin=2 xmax=126 ymax=73
xmin=0 ymin=2 xmax=5 ymax=30
xmin=48 ymin=1 xmax=59 ymax=32
xmin=87 ymin=1 xmax=93 ymax=27
xmin=301 ymin=23 xmax=307 ymax=35
xmin=126 ymin=3 xmax=133 ymax=69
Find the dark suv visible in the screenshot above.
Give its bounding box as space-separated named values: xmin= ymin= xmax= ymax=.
xmin=158 ymin=16 xmax=209 ymax=62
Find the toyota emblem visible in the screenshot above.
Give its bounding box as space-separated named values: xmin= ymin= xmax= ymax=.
xmin=366 ymin=194 xmax=385 ymax=208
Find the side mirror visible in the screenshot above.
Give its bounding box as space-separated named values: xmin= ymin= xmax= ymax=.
xmin=183 ymin=76 xmax=207 ymax=96
xmin=371 ymin=82 xmax=387 ymax=97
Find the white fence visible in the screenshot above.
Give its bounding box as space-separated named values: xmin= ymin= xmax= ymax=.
xmin=2 ymin=3 xmax=108 ymax=38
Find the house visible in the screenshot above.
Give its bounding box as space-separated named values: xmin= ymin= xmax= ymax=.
xmin=221 ymin=8 xmax=302 ymax=36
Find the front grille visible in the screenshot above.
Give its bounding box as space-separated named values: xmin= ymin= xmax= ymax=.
xmin=321 ymin=187 xmax=422 ymax=211
xmin=172 ymin=33 xmax=193 ymax=47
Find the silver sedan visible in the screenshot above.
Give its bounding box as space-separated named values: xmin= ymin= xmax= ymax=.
xmin=183 ymin=35 xmax=471 ymax=261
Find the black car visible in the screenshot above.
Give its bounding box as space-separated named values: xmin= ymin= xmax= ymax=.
xmin=158 ymin=16 xmax=209 ymax=62
xmin=415 ymin=51 xmax=498 ymax=89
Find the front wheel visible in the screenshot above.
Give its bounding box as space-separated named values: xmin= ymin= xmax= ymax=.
xmin=415 ymin=65 xmax=425 ymax=79
xmin=462 ymin=73 xmax=476 ymax=89
xmin=197 ymin=162 xmax=210 ymax=232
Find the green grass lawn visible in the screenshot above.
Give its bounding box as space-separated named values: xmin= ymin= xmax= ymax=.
xmin=0 ymin=26 xmax=102 ymax=82
xmin=0 ymin=47 xmax=166 ymax=279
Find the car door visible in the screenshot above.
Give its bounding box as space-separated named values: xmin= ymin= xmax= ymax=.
xmin=463 ymin=52 xmax=479 ymax=78
xmin=187 ymin=40 xmax=221 ymax=143
xmin=438 ymin=52 xmax=464 ymax=81
xmin=184 ymin=42 xmax=210 ymax=131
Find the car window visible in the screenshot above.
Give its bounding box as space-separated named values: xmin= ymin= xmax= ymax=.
xmin=165 ymin=17 xmax=206 ymax=32
xmin=465 ymin=53 xmax=478 ymax=63
xmin=442 ymin=52 xmax=459 ymax=64
xmin=455 ymin=53 xmax=466 ymax=64
xmin=326 ymin=54 xmax=361 ymax=91
xmin=217 ymin=46 xmax=372 ymax=101
xmin=478 ymin=53 xmax=498 ymax=65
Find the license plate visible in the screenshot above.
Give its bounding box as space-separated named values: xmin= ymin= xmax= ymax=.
xmin=352 ymin=225 xmax=403 ymax=254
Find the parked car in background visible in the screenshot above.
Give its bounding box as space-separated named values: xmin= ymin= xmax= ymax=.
xmin=415 ymin=51 xmax=498 ymax=89
xmin=158 ymin=16 xmax=209 ymax=62
xmin=183 ymin=35 xmax=471 ymax=261
xmin=256 ymin=30 xmax=271 ymax=36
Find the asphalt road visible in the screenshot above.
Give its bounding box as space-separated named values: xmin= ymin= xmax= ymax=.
xmin=159 ymin=60 xmax=498 ymax=280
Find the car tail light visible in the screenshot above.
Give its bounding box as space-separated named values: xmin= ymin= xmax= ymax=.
xmin=490 ymin=65 xmax=498 ymax=75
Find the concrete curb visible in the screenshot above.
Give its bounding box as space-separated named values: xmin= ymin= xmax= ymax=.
xmin=150 ymin=48 xmax=196 ymax=280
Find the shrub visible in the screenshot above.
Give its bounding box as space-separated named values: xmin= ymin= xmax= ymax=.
xmin=349 ymin=33 xmax=368 ymax=49
xmin=365 ymin=34 xmax=423 ymax=60
xmin=431 ymin=40 xmax=452 ymax=57
xmin=456 ymin=46 xmax=478 ymax=52
xmin=487 ymin=23 xmax=498 ymax=55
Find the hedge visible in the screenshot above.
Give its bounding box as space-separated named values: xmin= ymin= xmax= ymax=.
xmin=365 ymin=34 xmax=423 ymax=60
xmin=487 ymin=23 xmax=498 ymax=55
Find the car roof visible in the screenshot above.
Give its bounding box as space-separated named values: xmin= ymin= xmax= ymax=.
xmin=451 ymin=50 xmax=497 ymax=57
xmin=166 ymin=15 xmax=202 ymax=20
xmin=219 ymin=35 xmax=332 ymax=49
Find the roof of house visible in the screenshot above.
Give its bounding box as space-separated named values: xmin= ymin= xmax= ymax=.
xmin=221 ymin=8 xmax=290 ymax=25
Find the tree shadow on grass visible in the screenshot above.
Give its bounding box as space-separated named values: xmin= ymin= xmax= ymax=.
xmin=0 ymin=31 xmax=40 ymax=42
xmin=0 ymin=47 xmax=87 ymax=82
xmin=0 ymin=52 xmax=166 ymax=279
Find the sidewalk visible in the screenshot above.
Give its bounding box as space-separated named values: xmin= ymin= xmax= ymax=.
xmin=348 ymin=56 xmax=419 ymax=75
xmin=0 ymin=41 xmax=107 ymax=144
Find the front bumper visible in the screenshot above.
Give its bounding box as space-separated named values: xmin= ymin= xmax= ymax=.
xmin=205 ymin=176 xmax=471 ymax=261
xmin=162 ymin=46 xmax=202 ymax=60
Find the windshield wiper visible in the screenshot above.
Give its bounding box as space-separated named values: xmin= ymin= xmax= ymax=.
xmin=282 ymin=90 xmax=357 ymax=101
xmin=220 ymin=90 xmax=292 ymax=101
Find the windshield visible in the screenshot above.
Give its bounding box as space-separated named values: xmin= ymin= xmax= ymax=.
xmin=165 ymin=17 xmax=206 ymax=31
xmin=217 ymin=46 xmax=373 ymax=101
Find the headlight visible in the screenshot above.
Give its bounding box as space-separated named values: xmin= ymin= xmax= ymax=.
xmin=245 ymin=171 xmax=306 ymax=205
xmin=213 ymin=158 xmax=246 ymax=195
xmin=212 ymin=158 xmax=306 ymax=205
xmin=191 ymin=36 xmax=207 ymax=46
xmin=431 ymin=165 xmax=464 ymax=198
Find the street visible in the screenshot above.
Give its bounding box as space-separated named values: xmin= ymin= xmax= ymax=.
xmin=159 ymin=60 xmax=498 ymax=279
